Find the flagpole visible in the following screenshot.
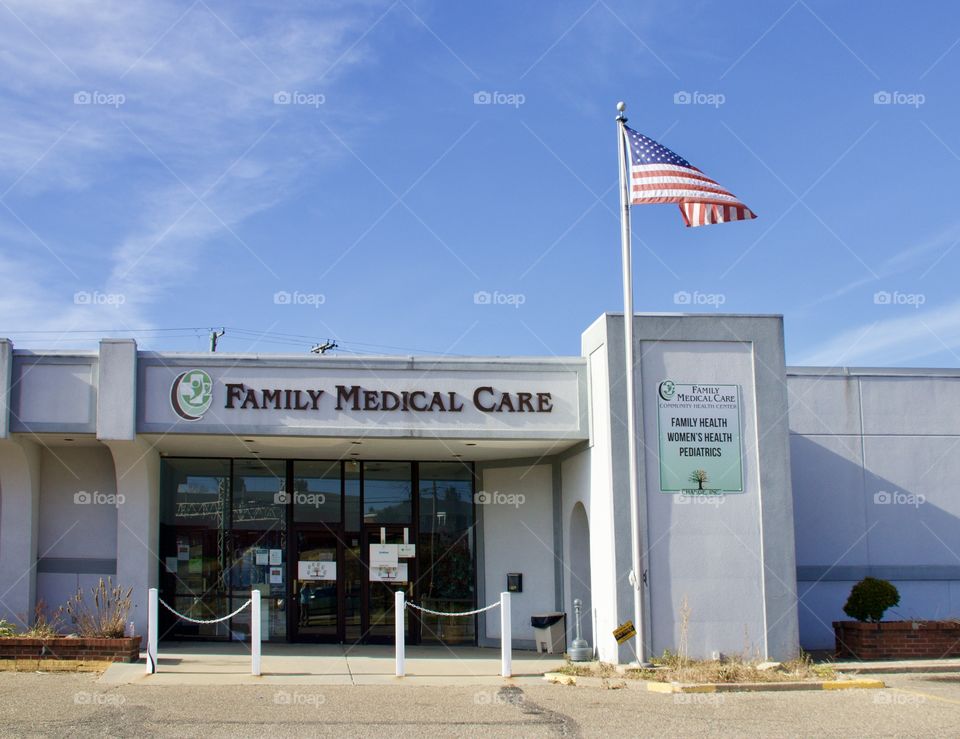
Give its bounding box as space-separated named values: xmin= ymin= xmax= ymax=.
xmin=616 ymin=101 xmax=647 ymax=665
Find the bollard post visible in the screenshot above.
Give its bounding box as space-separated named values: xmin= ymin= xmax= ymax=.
xmin=500 ymin=591 xmax=512 ymax=678
xmin=395 ymin=590 xmax=405 ymax=677
xmin=146 ymin=587 xmax=158 ymax=675
xmin=251 ymin=590 xmax=261 ymax=676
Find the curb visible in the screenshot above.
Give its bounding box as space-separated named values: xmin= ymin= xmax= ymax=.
xmin=833 ymin=662 xmax=960 ymax=675
xmin=0 ymin=659 xmax=111 ymax=673
xmin=543 ymin=672 xmax=885 ymax=692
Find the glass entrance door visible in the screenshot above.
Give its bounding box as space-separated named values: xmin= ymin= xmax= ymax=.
xmin=362 ymin=525 xmax=415 ymax=643
xmin=291 ymin=529 xmax=340 ymax=641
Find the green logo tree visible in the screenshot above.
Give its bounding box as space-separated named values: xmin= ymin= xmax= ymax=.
xmin=689 ymin=469 xmax=708 ymax=491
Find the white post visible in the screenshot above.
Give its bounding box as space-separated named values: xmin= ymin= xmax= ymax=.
xmin=617 ymin=101 xmax=647 ymax=664
xmin=395 ymin=590 xmax=405 ymax=677
xmin=500 ymin=591 xmax=512 ymax=678
xmin=251 ymin=590 xmax=261 ymax=677
xmin=146 ymin=587 xmax=158 ymax=675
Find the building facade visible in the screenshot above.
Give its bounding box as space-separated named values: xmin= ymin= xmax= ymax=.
xmin=0 ymin=313 xmax=957 ymax=662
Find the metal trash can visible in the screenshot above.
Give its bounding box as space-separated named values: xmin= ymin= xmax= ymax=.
xmin=531 ymin=612 xmax=566 ymax=654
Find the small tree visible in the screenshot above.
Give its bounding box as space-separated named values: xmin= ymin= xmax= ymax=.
xmin=843 ymin=577 xmax=900 ymax=622
xmin=689 ymin=469 xmax=709 ymax=490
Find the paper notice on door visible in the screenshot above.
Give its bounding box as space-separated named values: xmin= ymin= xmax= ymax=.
xmin=165 ymin=556 xmax=178 ymax=573
xmin=269 ymin=566 xmax=283 ymax=584
xmin=177 ymin=543 xmax=190 ymax=561
xmin=370 ymin=563 xmax=408 ymax=582
xmin=269 ymin=549 xmax=282 ymax=565
xmin=255 ymin=549 xmax=268 ymax=566
xmin=370 ymin=544 xmax=398 ymax=567
xmin=298 ymin=560 xmax=336 ymax=581
xmin=398 ymin=544 xmax=415 ymax=559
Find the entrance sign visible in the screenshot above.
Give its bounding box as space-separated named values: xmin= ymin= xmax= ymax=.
xmin=657 ymin=381 xmax=743 ymax=494
xmin=140 ymin=362 xmax=584 ymax=437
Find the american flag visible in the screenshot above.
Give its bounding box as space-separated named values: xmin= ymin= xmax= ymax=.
xmin=623 ymin=125 xmax=756 ymax=227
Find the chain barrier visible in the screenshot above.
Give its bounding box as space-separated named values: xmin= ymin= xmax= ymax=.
xmin=158 ymin=597 xmax=251 ymax=625
xmin=405 ymin=601 xmax=500 ymax=618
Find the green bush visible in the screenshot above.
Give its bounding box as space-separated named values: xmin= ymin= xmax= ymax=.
xmin=843 ymin=577 xmax=900 ymax=622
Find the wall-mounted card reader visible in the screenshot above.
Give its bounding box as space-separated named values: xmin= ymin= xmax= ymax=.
xmin=507 ymin=573 xmax=522 ymax=593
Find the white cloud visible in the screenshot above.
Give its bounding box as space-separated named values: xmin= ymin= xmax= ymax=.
xmin=0 ymin=0 xmax=389 ymax=345
xmin=796 ymin=220 xmax=960 ymax=313
xmin=798 ymin=299 xmax=960 ymax=367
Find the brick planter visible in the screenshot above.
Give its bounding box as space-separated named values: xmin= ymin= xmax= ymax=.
xmin=0 ymin=637 xmax=140 ymax=663
xmin=834 ymin=620 xmax=960 ymax=660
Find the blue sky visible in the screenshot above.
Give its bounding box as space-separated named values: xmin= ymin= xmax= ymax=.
xmin=1 ymin=0 xmax=959 ymax=366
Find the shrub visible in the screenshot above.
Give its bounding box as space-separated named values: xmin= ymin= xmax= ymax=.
xmin=64 ymin=577 xmax=133 ymax=638
xmin=843 ymin=577 xmax=900 ymax=622
xmin=0 ymin=619 xmax=17 ymax=637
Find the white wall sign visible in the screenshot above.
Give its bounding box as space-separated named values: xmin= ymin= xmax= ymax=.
xmin=398 ymin=544 xmax=415 ymax=559
xmin=140 ymin=363 xmax=583 ymax=436
xmin=656 ymin=381 xmax=743 ymax=494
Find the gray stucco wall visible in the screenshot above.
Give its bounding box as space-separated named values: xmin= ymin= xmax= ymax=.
xmin=788 ymin=368 xmax=960 ymax=649
xmin=584 ymin=313 xmax=799 ymax=661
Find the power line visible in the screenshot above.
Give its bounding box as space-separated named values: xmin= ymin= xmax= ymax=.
xmin=1 ymin=325 xmax=465 ymax=357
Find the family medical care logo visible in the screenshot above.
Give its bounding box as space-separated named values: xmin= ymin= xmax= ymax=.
xmin=658 ymin=380 xmax=676 ymax=401
xmin=170 ymin=369 xmax=213 ymax=421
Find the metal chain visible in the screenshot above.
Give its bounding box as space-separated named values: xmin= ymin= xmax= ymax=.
xmin=405 ymin=601 xmax=500 ymax=617
xmin=158 ymin=597 xmax=252 ymax=624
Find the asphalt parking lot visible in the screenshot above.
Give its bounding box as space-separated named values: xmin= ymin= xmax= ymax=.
xmin=1 ymin=670 xmax=959 ymax=737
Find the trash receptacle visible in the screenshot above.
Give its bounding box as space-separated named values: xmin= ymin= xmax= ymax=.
xmin=531 ymin=612 xmax=566 ymax=654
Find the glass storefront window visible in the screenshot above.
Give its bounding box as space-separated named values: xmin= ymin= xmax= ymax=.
xmin=292 ymin=461 xmax=341 ymax=523
xmin=417 ymin=462 xmax=475 ymax=645
xmin=362 ymin=461 xmax=412 ymax=524
xmin=160 ymin=457 xmax=476 ymax=646
xmin=159 ymin=459 xmax=230 ymax=639
xmin=228 ymin=530 xmax=287 ymax=641
xmin=230 ymin=459 xmax=287 ymax=640
xmin=232 ymin=459 xmax=286 ymax=530
xmin=344 ymin=460 xmax=360 ymax=531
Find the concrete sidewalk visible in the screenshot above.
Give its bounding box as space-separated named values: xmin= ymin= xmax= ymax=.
xmin=832 ymin=657 xmax=960 ymax=674
xmin=99 ymin=642 xmax=567 ymax=686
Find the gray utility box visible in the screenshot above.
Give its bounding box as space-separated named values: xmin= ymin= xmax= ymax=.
xmin=531 ymin=612 xmax=566 ymax=654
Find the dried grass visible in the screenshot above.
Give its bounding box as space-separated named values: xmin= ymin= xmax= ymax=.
xmin=64 ymin=577 xmax=133 ymax=638
xmin=21 ymin=601 xmax=63 ymax=638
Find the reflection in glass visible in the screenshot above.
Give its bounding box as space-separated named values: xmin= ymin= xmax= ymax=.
xmin=232 ymin=459 xmax=286 ymax=530
xmin=362 ymin=461 xmax=412 ymax=524
xmin=344 ymin=535 xmax=362 ymax=642
xmin=294 ymin=530 xmax=338 ymax=639
xmin=344 ymin=461 xmax=360 ymax=531
xmin=292 ymin=460 xmax=341 ymax=523
xmin=418 ymin=462 xmax=475 ymax=645
xmin=159 ymin=459 xmax=230 ymax=639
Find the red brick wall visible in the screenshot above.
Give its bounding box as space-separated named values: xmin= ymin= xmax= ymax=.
xmin=0 ymin=637 xmax=140 ymax=663
xmin=834 ymin=621 xmax=960 ymax=660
